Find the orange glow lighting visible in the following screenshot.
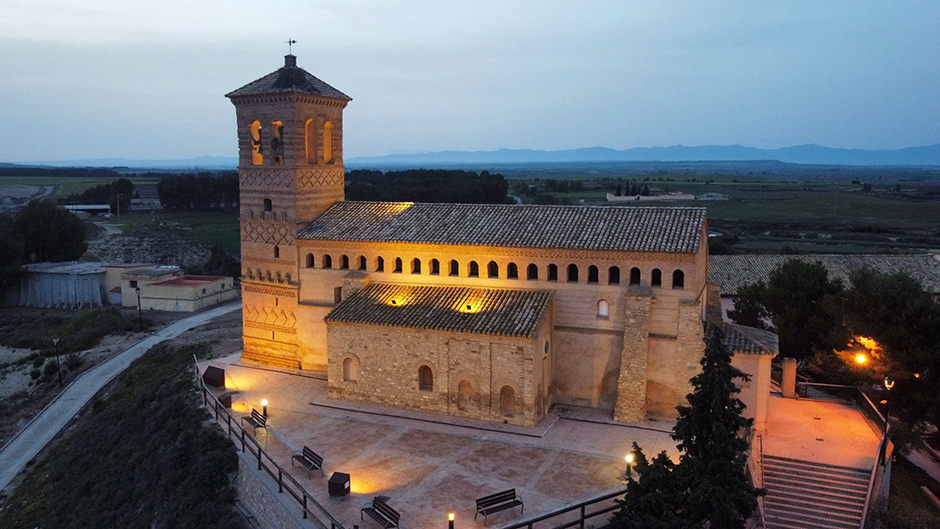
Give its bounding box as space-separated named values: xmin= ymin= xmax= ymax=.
xmin=855 ymin=353 xmax=867 ymax=365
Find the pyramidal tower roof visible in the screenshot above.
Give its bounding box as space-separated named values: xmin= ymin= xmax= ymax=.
xmin=226 ymin=55 xmax=352 ymax=101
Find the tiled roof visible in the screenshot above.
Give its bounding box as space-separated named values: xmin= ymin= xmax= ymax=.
xmin=706 ymin=321 xmax=778 ymax=356
xmin=226 ymin=60 xmax=351 ymax=100
xmin=325 ymin=283 xmax=553 ymax=338
xmin=709 ymin=254 xmax=940 ymax=295
xmin=299 ymin=202 xmax=706 ymax=254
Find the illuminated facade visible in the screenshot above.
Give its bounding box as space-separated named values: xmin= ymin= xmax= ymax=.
xmin=227 ymin=56 xmax=774 ymax=428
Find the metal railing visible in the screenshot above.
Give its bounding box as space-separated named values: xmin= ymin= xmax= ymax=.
xmin=745 ymin=428 xmax=766 ymax=529
xmin=193 ymin=359 xmax=346 ymax=529
xmin=497 ymin=488 xmax=624 ymax=529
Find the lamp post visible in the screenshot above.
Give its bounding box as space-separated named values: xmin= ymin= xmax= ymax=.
xmin=51 ymin=337 xmax=63 ymax=387
xmin=625 ymin=452 xmax=635 ymax=478
xmin=134 ymin=286 xmax=142 ymax=331
xmin=262 ymin=399 xmax=268 ymax=417
xmin=448 ymin=512 xmax=455 ymax=529
xmin=880 ymin=376 xmax=894 ymax=465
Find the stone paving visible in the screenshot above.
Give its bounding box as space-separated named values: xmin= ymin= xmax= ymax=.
xmin=204 ymin=354 xmax=678 ymax=529
xmin=762 ymin=394 xmax=881 ymax=470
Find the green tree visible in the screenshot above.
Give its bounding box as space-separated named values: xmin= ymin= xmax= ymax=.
xmin=728 ymin=259 xmax=844 ymax=360
xmin=16 ymin=200 xmax=87 ymax=262
xmin=610 ymin=443 xmax=687 ymax=529
xmin=0 ymin=213 xmax=25 ymax=294
xmin=672 ymin=326 xmax=761 ymax=529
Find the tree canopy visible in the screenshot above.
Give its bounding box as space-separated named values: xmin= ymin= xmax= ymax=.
xmin=157 ymin=172 xmax=239 ymax=211
xmin=16 ymin=200 xmax=87 ymax=263
xmin=62 ymin=177 xmax=135 ymax=214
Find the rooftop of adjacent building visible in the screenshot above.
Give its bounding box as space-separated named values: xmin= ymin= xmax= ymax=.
xmin=150 ymin=275 xmax=230 ymax=287
xmin=709 ymin=252 xmax=940 ymax=296
xmin=299 ymin=201 xmax=707 ymax=254
xmin=121 ymin=265 xmax=181 ymax=279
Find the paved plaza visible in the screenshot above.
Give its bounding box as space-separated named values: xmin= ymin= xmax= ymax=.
xmin=204 ymin=354 xmax=680 ymax=528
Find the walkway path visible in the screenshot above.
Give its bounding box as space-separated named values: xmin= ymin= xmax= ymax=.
xmin=0 ymin=302 xmax=241 ymax=493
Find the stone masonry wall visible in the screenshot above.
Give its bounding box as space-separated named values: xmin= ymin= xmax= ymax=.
xmin=614 ymin=288 xmax=652 ymax=422
xmin=235 ymin=455 xmax=312 ymax=529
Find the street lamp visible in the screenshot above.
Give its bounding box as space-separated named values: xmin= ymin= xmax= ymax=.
xmin=880 ymin=376 xmax=895 ymax=465
xmin=51 ymin=337 xmax=63 ymax=387
xmin=134 ymin=286 xmax=143 ymax=331
xmin=448 ymin=512 xmax=455 ymax=529
xmin=625 ymin=452 xmax=635 ymax=477
xmin=261 ymin=399 xmax=269 ymax=417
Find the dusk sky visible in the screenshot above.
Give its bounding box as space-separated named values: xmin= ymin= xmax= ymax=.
xmin=2 ymin=1 xmax=939 ymax=161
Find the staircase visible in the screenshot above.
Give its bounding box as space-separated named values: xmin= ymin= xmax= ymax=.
xmin=762 ymin=455 xmax=870 ymax=529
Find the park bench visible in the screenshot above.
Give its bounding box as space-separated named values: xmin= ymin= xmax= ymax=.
xmin=240 ymin=409 xmax=266 ymax=432
xmin=476 ymin=488 xmax=524 ymax=525
xmin=291 ymin=446 xmax=325 ymax=477
xmin=361 ymin=496 xmax=400 ymax=528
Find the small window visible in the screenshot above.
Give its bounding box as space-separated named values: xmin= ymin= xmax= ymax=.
xmin=412 ymin=258 xmax=421 ymax=274
xmin=342 ymin=357 xmax=359 ymax=382
xmin=527 ymin=264 xmax=539 ymax=281
xmin=588 ymin=265 xmax=599 ymax=284
xmin=673 ymin=270 xmax=685 ymax=290
xmin=487 ymin=261 xmax=498 ymax=279
xmin=323 ymin=255 xmax=333 ymax=269
xmin=334 ymin=287 xmax=342 ymax=304
xmin=507 ymin=263 xmax=518 ymax=280
xmin=567 ymin=264 xmax=579 ymax=283
xmin=305 ymin=119 xmax=316 ymax=164
xmin=271 ymin=120 xmax=284 ymax=165
xmin=341 ymin=255 xmax=349 ymax=269
xmin=430 ymin=259 xmax=440 ymax=275
xmin=249 ymin=120 xmax=263 ymax=165
xmin=598 ymin=299 xmax=610 ymax=318
xmin=323 ymin=121 xmax=334 ymax=163
xmin=263 ymin=198 xmax=272 ymax=212
xmin=418 ymin=365 xmax=433 ymax=391
xmin=449 ymin=260 xmax=459 ymax=277
xmin=630 ymin=267 xmax=641 ymax=286
xmin=305 ymin=253 xmax=314 ymax=268
xmin=358 ymin=256 xmax=367 ymax=271
xmin=376 ymin=256 xmax=385 ymax=272
xmin=548 ymin=264 xmax=558 ymax=282
xmin=609 ymin=266 xmax=621 ymax=285
xmin=469 ymin=261 xmax=479 ymax=277
xmin=274 ymin=245 xmax=280 ymax=259
xmin=129 ymin=280 xmax=138 ymax=288
xmin=652 ymin=268 xmax=662 ymax=288
xmin=394 ymin=258 xmax=403 ymax=273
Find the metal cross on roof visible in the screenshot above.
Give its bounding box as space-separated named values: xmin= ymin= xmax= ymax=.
xmin=285 ymin=39 xmax=297 ymax=54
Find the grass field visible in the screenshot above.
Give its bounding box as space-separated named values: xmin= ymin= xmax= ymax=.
xmin=0 ymin=176 xmax=161 ymax=199
xmin=116 ymin=211 xmax=240 ymax=255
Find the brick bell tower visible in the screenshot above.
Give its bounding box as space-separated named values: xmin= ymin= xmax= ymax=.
xmin=226 ymin=54 xmax=351 ymax=369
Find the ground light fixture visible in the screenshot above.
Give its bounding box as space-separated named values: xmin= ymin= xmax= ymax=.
xmin=262 ymin=399 xmax=269 ymax=417
xmin=51 ymin=337 xmax=63 ymax=387
xmin=449 ymin=512 xmax=455 ymax=529
xmin=625 ymin=452 xmax=635 ymax=477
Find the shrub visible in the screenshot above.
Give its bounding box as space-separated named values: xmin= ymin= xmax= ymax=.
xmin=64 ymin=353 xmax=83 ymax=371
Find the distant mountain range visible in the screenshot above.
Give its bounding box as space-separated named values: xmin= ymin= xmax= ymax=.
xmin=348 ymin=143 xmax=940 ymax=167
xmin=6 ymin=143 xmax=940 ymax=169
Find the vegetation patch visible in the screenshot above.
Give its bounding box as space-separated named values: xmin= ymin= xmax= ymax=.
xmin=0 ymin=342 xmax=247 ymax=529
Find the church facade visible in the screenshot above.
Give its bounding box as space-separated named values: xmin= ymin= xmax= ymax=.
xmin=227 ymin=56 xmax=773 ymax=428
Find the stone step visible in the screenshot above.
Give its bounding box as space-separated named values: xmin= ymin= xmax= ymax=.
xmin=766 ymin=495 xmax=863 ymax=519
xmin=763 ymin=455 xmax=869 ymax=477
xmin=764 ymin=468 xmax=869 ymax=493
xmin=764 ymin=486 xmax=865 ymax=513
xmin=765 ymin=511 xmax=860 ymax=529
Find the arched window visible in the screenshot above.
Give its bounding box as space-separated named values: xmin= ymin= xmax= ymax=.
xmin=609 ymin=266 xmax=621 ymax=285
xmin=567 ymin=264 xmax=579 ymax=283
xmin=358 ymin=256 xmax=367 ymax=271
xmin=630 ymin=267 xmax=641 ymax=285
xmin=273 ymin=245 xmax=280 ymax=259
xmin=323 ymin=255 xmax=333 ymax=269
xmin=588 ymin=265 xmax=599 ymax=284
xmin=487 ymin=261 xmax=499 ymax=279
xmin=651 ymin=268 xmax=662 ymax=287
xmin=249 ymin=120 xmax=263 ymax=165
xmin=673 ymin=270 xmax=685 ymax=290
xmin=263 ymin=198 xmax=272 ymax=212
xmin=412 ymin=258 xmax=421 ymax=274
xmin=457 ymin=380 xmax=474 ymax=411
xmin=305 ymin=119 xmax=316 ymax=164
xmin=430 ymin=259 xmax=440 ymax=275
xmin=341 ymin=255 xmax=349 ymax=269
xmin=449 ymin=260 xmax=459 ymax=276
xmin=548 ymin=264 xmax=558 ymax=282
xmin=271 ymin=120 xmax=284 ymax=165
xmin=418 ymin=365 xmax=433 ymax=391
xmin=342 ymin=357 xmax=359 ymax=382
xmin=394 ymin=258 xmax=403 ymax=273
xmin=499 ymin=386 xmax=516 ymax=416
xmin=305 ymin=253 xmax=314 ymax=268
xmin=598 ymin=299 xmax=610 ymax=318
xmin=507 ymin=263 xmax=518 ymax=280
xmin=376 ymin=256 xmax=385 ymax=272
xmin=469 ymin=261 xmax=479 ymax=277
xmin=527 ymin=264 xmax=539 ymax=281
xmin=323 ymin=121 xmax=334 ymax=163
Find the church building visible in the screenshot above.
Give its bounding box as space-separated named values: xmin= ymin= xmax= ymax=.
xmin=226 ymin=55 xmax=774 ymax=429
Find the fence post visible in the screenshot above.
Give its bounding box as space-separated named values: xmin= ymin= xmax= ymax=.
xmin=214 ymin=400 xmax=219 ymax=420
xmin=241 ymin=429 xmax=246 ymax=452
xmin=257 ymin=442 xmax=262 ymax=471
xmin=278 ymin=468 xmax=283 ymax=493
xmin=303 ymin=494 xmax=308 ymax=519
xmin=227 ymin=413 xmax=232 ymax=437
xmin=580 ymin=504 xmax=586 ymax=528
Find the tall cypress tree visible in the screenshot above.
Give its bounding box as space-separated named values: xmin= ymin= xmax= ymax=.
xmin=672 ymin=325 xmax=761 ymax=529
